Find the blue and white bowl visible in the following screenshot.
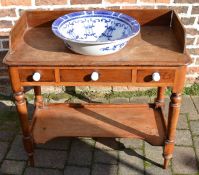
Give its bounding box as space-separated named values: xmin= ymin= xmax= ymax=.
xmin=52 ymin=10 xmax=140 ymax=56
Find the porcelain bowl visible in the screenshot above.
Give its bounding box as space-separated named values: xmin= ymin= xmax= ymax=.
xmin=52 ymin=10 xmax=140 ymax=56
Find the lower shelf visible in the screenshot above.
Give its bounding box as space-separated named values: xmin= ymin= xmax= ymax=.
xmin=31 ymin=103 xmax=167 ymax=146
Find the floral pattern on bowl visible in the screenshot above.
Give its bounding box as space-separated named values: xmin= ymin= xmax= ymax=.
xmin=52 ymin=10 xmax=140 ymax=56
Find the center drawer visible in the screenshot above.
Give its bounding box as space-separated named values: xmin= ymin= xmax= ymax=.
xmin=60 ymin=69 xmax=132 ymax=82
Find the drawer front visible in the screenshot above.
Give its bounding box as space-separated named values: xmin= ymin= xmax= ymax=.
xmin=19 ymin=69 xmax=55 ymax=82
xmin=60 ymin=69 xmax=132 ymax=82
xmin=137 ymin=69 xmax=175 ymax=83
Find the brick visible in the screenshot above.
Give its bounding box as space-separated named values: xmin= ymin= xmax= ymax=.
xmin=186 ymin=37 xmax=196 ymax=45
xmin=0 ymin=160 xmax=26 ymax=175
xmin=0 ymin=9 xmax=16 ymax=17
xmin=0 ymin=31 xmax=10 ymax=36
xmin=181 ymin=17 xmax=196 ymax=26
xmin=37 ymin=137 xmax=71 ymax=150
xmin=35 ymin=0 xmax=67 ymax=5
xmin=64 ymin=166 xmax=90 ymax=175
xmin=0 ymin=20 xmax=13 ymax=28
xmin=172 ymin=6 xmax=189 ymax=14
xmin=187 ymin=48 xmax=199 ymax=55
xmin=95 ymin=138 xmax=120 ymax=150
xmin=190 ymin=120 xmax=199 ymax=135
xmin=34 ymin=149 xmax=67 ymax=169
xmin=92 ymin=164 xmax=118 ymax=175
xmin=24 ymin=167 xmax=62 ymax=175
xmin=104 ymin=0 xmax=136 ymax=3
xmin=186 ymin=28 xmax=199 ymax=36
xmin=119 ymin=149 xmax=144 ymax=175
xmin=173 ymin=146 xmax=198 ymax=174
xmin=6 ymin=135 xmax=28 ymax=160
xmin=68 ymin=138 xmax=94 ymax=166
xmin=94 ymin=150 xmax=118 ymax=164
xmin=188 ymin=67 xmax=199 ymax=74
xmin=110 ymin=97 xmax=129 ymax=103
xmin=2 ymin=40 xmax=9 ymax=49
xmin=156 ymin=0 xmax=170 ymax=2
xmin=1 ymin=0 xmax=31 ymax=5
xmin=119 ymin=138 xmax=143 ymax=149
xmin=140 ymin=0 xmax=155 ymax=2
xmin=192 ymin=6 xmax=199 ymax=14
xmin=71 ymin=0 xmax=102 ymax=4
xmin=177 ymin=114 xmax=188 ymax=129
xmin=175 ymin=130 xmax=193 ymax=146
xmin=174 ymin=0 xmax=198 ymax=3
xmin=0 ymin=142 xmax=9 ymax=162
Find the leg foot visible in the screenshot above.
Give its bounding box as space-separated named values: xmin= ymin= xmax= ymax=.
xmin=163 ymin=158 xmax=170 ymax=169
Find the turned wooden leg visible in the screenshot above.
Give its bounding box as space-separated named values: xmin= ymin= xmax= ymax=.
xmin=9 ymin=67 xmax=34 ymax=166
xmin=155 ymin=87 xmax=166 ymax=108
xmin=34 ymin=86 xmax=43 ymax=107
xmin=163 ymin=93 xmax=182 ymax=169
xmin=14 ymin=91 xmax=34 ymax=166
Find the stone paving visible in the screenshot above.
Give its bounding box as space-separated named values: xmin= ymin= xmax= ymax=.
xmin=0 ymin=95 xmax=199 ymax=175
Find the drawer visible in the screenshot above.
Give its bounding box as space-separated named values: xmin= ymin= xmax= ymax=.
xmin=137 ymin=69 xmax=175 ymax=83
xmin=60 ymin=69 xmax=132 ymax=82
xmin=19 ymin=69 xmax=55 ymax=82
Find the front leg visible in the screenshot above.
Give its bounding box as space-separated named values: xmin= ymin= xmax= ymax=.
xmin=14 ymin=91 xmax=34 ymax=166
xmin=163 ymin=93 xmax=181 ymax=169
xmin=9 ymin=67 xmax=34 ymax=166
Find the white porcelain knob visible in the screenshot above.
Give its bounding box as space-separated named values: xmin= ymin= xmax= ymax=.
xmin=32 ymin=72 xmax=41 ymax=81
xmin=91 ymin=72 xmax=99 ymax=81
xmin=152 ymin=72 xmax=160 ymax=82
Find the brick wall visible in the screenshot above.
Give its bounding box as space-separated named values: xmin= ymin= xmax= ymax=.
xmin=0 ymin=0 xmax=198 ymax=84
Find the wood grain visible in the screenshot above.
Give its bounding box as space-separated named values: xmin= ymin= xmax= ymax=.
xmin=31 ymin=103 xmax=166 ymax=146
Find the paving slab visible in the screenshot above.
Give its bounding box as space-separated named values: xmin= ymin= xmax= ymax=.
xmin=118 ymin=149 xmax=144 ymax=175
xmin=6 ymin=135 xmax=28 ymax=160
xmin=175 ymin=130 xmax=193 ymax=146
xmin=0 ymin=160 xmax=26 ymax=175
xmin=190 ymin=120 xmax=199 ymax=135
xmin=145 ymin=143 xmax=163 ymax=165
xmin=94 ymin=150 xmax=118 ymax=165
xmin=34 ymin=149 xmax=67 ymax=169
xmin=177 ymin=114 xmax=189 ymax=129
xmin=24 ymin=167 xmax=63 ymax=175
xmin=92 ymin=164 xmax=118 ymax=175
xmin=0 ymin=130 xmax=15 ymax=142
xmin=193 ymin=136 xmax=199 ymax=149
xmin=119 ymin=138 xmax=143 ymax=149
xmin=130 ymin=97 xmax=151 ymax=103
xmin=110 ymin=97 xmax=130 ymax=104
xmin=68 ymin=138 xmax=94 ymax=166
xmin=95 ymin=138 xmax=120 ymax=150
xmin=172 ymin=146 xmax=199 ymax=174
xmin=192 ymin=96 xmax=199 ymax=113
xmin=0 ymin=142 xmax=9 ymax=162
xmin=64 ymin=166 xmax=90 ymax=175
xmin=145 ymin=165 xmax=172 ymax=175
xmin=189 ymin=113 xmax=199 ymax=120
xmin=180 ymin=95 xmax=198 ymax=115
xmin=37 ymin=137 xmax=71 ymax=150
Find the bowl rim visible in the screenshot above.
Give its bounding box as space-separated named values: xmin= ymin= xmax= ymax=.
xmin=52 ymin=10 xmax=140 ymax=44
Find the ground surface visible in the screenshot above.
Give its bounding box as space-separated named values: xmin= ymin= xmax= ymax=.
xmin=0 ymin=92 xmax=199 ymax=175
